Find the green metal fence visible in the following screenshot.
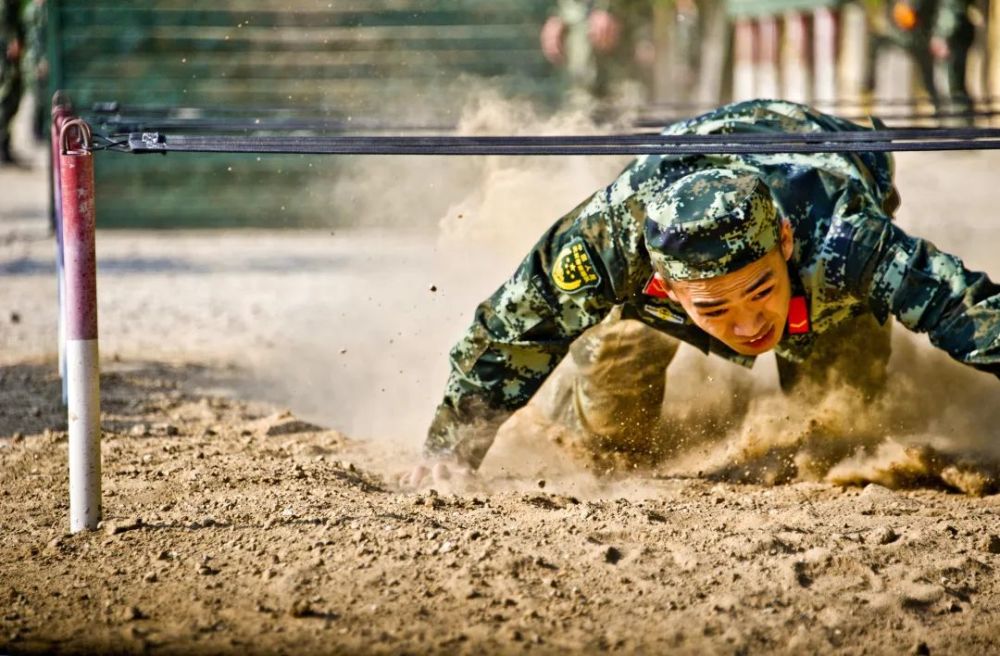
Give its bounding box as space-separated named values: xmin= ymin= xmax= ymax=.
xmin=47 ymin=1 xmax=558 ymax=227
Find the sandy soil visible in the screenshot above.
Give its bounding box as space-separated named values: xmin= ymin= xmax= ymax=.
xmin=3 ymin=102 xmax=1000 ymax=654
xmin=2 ymin=362 xmax=1000 ymax=655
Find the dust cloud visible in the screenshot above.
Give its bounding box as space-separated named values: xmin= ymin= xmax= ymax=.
xmin=245 ymin=92 xmax=631 ymax=460
xmin=655 ymin=331 xmax=1000 ymax=495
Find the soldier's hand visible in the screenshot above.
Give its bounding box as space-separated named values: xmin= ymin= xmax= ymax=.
xmin=588 ymin=10 xmax=621 ymax=53
xmin=398 ymin=457 xmax=479 ymax=492
xmin=930 ymin=36 xmax=950 ymax=60
xmin=540 ymin=16 xmax=566 ymax=64
xmin=6 ymin=39 xmax=21 ymax=63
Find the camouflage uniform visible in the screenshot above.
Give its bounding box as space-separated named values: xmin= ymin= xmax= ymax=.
xmin=0 ymin=0 xmax=24 ymax=162
xmin=553 ymin=0 xmax=653 ymax=105
xmin=22 ymin=0 xmax=45 ymax=141
xmin=872 ymin=0 xmax=975 ymax=116
xmin=426 ymin=100 xmax=1000 ymax=468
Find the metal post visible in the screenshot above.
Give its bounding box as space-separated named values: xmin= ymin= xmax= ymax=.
xmin=51 ymin=94 xmax=73 ymax=404
xmin=59 ymin=118 xmax=101 ymax=533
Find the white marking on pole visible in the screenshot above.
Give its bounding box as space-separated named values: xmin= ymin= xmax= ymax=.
xmin=58 ymin=273 xmax=67 ymax=402
xmin=67 ymin=338 xmax=101 ymax=532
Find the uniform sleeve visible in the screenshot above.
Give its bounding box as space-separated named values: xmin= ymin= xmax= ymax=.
xmin=834 ymin=188 xmax=1000 ymax=378
xmin=424 ymin=195 xmax=650 ymax=468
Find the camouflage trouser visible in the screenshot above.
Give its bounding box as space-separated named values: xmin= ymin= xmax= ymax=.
xmin=540 ymin=310 xmax=892 ymax=451
xmin=0 ymin=63 xmax=22 ymax=158
xmin=868 ymin=30 xmax=974 ymax=118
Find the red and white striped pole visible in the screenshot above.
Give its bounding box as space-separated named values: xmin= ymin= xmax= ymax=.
xmin=58 ymin=118 xmax=102 ymax=532
xmin=51 ymin=96 xmax=74 ymax=404
xmin=812 ymin=7 xmax=839 ymax=111
xmin=733 ymin=18 xmax=756 ymax=101
xmin=756 ymin=15 xmax=780 ymax=99
xmin=782 ymin=11 xmax=810 ymax=104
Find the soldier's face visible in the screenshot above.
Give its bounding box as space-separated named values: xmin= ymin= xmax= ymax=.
xmin=667 ymin=221 xmax=794 ymax=356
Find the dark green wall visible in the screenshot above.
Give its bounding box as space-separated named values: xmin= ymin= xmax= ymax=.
xmin=48 ymin=1 xmax=558 ymax=228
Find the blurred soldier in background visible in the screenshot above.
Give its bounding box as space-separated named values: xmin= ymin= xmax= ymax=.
xmin=0 ymin=0 xmax=25 ymax=165
xmin=869 ymin=0 xmax=976 ymax=118
xmin=540 ymin=0 xmax=655 ymax=113
xmin=23 ymin=0 xmax=46 ymax=142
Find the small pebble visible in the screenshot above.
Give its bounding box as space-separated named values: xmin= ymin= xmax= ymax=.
xmin=604 ymin=546 xmax=623 ymax=565
xmin=121 ymin=605 xmax=144 ymax=621
xmin=870 ymin=526 xmax=899 ymax=545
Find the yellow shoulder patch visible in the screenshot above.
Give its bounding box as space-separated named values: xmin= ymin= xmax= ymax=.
xmin=552 ymin=238 xmax=602 ymax=294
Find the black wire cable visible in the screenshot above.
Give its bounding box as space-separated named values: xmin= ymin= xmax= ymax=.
xmin=87 ymin=99 xmax=1000 ymax=137
xmin=645 ymin=96 xmax=1000 ymax=111
xmin=107 ymin=128 xmax=1000 ymax=156
xmin=88 ymin=115 xmax=457 ymax=134
xmin=637 ymin=108 xmax=1000 ymax=127
xmin=91 ymin=109 xmax=1000 ymax=136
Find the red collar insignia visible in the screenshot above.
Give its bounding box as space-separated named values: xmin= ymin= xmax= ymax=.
xmin=787 ymin=296 xmax=811 ymax=335
xmin=643 ymin=273 xmax=669 ymax=299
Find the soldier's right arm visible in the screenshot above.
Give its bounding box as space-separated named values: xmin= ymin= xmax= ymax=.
xmin=834 ymin=183 xmax=1000 ymax=380
xmin=424 ymin=193 xmax=651 ymax=469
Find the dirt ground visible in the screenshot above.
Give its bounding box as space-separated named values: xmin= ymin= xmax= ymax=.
xmin=3 ymin=102 xmax=1000 ymax=654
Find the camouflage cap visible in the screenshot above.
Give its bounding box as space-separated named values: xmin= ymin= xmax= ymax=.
xmin=644 ymin=169 xmax=781 ymax=281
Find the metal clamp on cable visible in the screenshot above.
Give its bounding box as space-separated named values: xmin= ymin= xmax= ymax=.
xmin=128 ymin=132 xmax=168 ymax=154
xmin=91 ymin=101 xmax=121 ymax=114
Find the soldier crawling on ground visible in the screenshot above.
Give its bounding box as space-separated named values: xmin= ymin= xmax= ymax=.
xmin=401 ymin=99 xmax=1000 ymax=488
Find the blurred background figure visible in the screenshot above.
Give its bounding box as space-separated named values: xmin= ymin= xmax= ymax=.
xmin=23 ymin=0 xmax=46 ymax=142
xmin=868 ymin=0 xmax=977 ymax=118
xmin=540 ymin=0 xmax=655 ymax=114
xmin=0 ymin=0 xmax=24 ymax=165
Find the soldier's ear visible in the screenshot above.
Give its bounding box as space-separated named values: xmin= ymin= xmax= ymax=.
xmin=779 ymin=219 xmax=794 ymax=261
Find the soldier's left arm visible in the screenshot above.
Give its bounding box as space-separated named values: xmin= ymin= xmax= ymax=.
xmin=834 ymin=185 xmax=1000 ymax=377
xmin=424 ymin=195 xmax=651 ymax=468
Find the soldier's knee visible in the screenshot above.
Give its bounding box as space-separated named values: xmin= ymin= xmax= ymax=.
xmin=564 ymin=320 xmax=679 ymax=447
xmin=571 ymin=318 xmax=679 ymax=376
xmin=778 ymin=314 xmax=891 ymax=398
